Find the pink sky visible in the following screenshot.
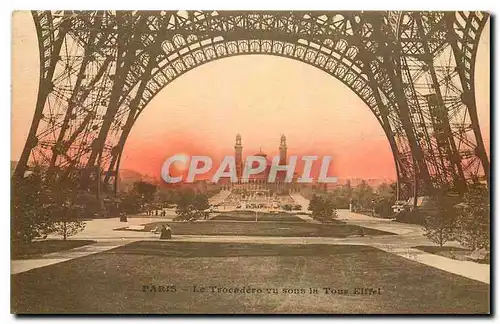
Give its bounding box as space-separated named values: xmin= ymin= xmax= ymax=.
xmin=11 ymin=12 xmax=490 ymax=181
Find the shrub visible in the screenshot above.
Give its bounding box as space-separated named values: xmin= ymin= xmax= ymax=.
xmin=422 ymin=198 xmax=457 ymax=247
xmin=119 ymin=191 xmax=143 ymax=214
xmin=12 ymin=171 xmax=89 ymax=242
xmin=308 ymin=195 xmax=338 ymax=222
xmin=174 ymin=189 xmax=196 ymax=221
xmin=43 ymin=187 xmax=87 ymax=240
xmin=11 ymin=172 xmax=53 ymax=244
xmin=51 ymin=219 xmax=86 ymax=240
xmin=455 ymin=184 xmax=490 ymax=250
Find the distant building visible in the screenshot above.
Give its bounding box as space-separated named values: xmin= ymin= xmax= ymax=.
xmin=221 ymin=134 xmax=299 ymax=194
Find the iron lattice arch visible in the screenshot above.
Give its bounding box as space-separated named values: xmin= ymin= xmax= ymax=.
xmin=14 ymin=10 xmax=490 ymax=197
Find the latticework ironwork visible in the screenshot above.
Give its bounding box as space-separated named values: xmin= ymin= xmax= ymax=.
xmin=13 ymin=11 xmax=490 ymax=197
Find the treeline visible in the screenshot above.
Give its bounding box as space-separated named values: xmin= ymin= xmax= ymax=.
xmin=12 ymin=170 xmax=221 ymax=244
xmin=118 ymin=182 xmax=220 ymax=215
xmin=312 ymin=181 xmax=398 ymax=218
xmin=172 ymin=189 xmax=210 ymax=221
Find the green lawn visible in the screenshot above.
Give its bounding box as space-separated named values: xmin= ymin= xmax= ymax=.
xmin=12 ymin=240 xmax=96 ymax=260
xmin=116 ymin=221 xmax=393 ymax=238
xmin=12 ymin=242 xmax=489 ymax=314
xmin=211 ymin=211 xmax=307 ymax=222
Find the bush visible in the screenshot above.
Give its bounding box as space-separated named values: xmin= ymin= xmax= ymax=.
xmin=192 ymin=193 xmax=210 ymax=219
xmin=326 ymin=186 xmax=352 ymax=209
xmin=12 ymin=171 xmax=89 ymax=243
xmin=11 ymin=172 xmax=54 ymax=244
xmin=119 ymin=192 xmax=143 ymax=214
xmin=308 ymin=195 xmax=338 ymax=222
xmin=414 ymin=183 xmax=489 ymax=250
xmin=43 ymin=186 xmax=87 ymax=240
xmin=455 ymin=184 xmax=490 ymax=250
xmin=373 ymin=196 xmax=395 ymax=218
xmin=422 ymin=197 xmax=457 ymax=247
xmin=174 ymin=189 xmax=198 ymax=221
xmin=51 ymin=219 xmax=86 ymax=240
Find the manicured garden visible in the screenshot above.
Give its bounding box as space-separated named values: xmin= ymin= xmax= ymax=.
xmin=211 ymin=211 xmax=306 ymax=222
xmin=12 ymin=242 xmax=489 ymax=314
xmin=116 ymin=220 xmax=393 ymax=238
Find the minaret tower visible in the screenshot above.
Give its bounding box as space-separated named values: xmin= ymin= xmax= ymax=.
xmin=235 ymin=133 xmax=243 ymax=179
xmin=279 ymin=134 xmax=287 ymax=165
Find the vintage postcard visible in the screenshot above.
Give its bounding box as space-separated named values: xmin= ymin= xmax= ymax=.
xmin=11 ymin=10 xmax=490 ymax=314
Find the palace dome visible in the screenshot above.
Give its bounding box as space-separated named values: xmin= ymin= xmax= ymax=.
xmin=248 ymin=149 xmax=271 ymax=181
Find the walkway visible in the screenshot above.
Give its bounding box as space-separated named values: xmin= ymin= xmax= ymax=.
xmin=208 ymin=189 xmax=231 ymax=205
xmin=290 ymin=192 xmax=310 ymax=211
xmin=11 ymin=211 xmax=490 ymax=284
xmin=11 ymin=240 xmax=133 ymax=274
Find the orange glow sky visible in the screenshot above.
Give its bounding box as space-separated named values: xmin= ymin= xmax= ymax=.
xmin=11 ymin=12 xmax=490 ymax=181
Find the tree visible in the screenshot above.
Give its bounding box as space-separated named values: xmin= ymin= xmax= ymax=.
xmin=11 ymin=170 xmax=53 ymax=244
xmin=192 ymin=193 xmax=210 ymax=219
xmin=43 ymin=177 xmax=86 ymax=240
xmin=373 ymin=182 xmax=397 ymax=218
xmin=12 ymin=170 xmax=89 ymax=244
xmin=132 ymin=181 xmax=157 ymax=203
xmin=174 ymin=189 xmax=196 ymax=220
xmin=50 ymin=203 xmax=86 ymax=240
xmin=327 ymin=185 xmax=352 ymax=209
xmin=422 ymin=194 xmax=457 ymax=247
xmin=351 ymin=181 xmax=374 ymax=210
xmin=155 ymin=188 xmax=175 ymax=204
xmin=308 ymin=195 xmax=319 ymax=212
xmin=119 ymin=191 xmax=143 ymax=214
xmin=456 ymin=183 xmax=490 ymax=250
xmin=308 ymin=195 xmax=338 ymax=222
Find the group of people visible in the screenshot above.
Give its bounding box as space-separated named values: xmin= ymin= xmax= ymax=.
xmin=152 ymin=224 xmax=172 ymax=239
xmin=146 ymin=209 xmax=167 ymax=217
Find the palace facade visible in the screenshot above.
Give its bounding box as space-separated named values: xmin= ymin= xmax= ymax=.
xmin=220 ymin=134 xmax=299 ymax=194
